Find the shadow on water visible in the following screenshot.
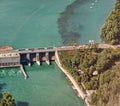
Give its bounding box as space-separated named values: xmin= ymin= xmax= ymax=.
xmin=0 ymin=83 xmax=6 ymax=90
xmin=17 ymin=101 xmax=29 ymax=106
xmin=58 ymin=0 xmax=88 ymax=45
xmin=0 ymin=83 xmax=7 ymax=98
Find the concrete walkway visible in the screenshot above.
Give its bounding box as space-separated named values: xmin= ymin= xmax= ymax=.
xmin=55 ymin=51 xmax=86 ymax=100
xmin=55 ymin=51 xmax=91 ymax=106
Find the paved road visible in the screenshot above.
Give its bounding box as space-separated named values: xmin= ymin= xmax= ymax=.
xmin=3 ymin=43 xmax=120 ymax=54
xmin=16 ymin=44 xmax=92 ymax=54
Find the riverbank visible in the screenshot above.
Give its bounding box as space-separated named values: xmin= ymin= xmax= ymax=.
xmin=55 ymin=51 xmax=90 ymax=106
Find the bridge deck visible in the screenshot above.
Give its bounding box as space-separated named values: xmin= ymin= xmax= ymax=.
xmin=16 ymin=45 xmax=86 ymax=54
xmin=16 ymin=44 xmax=119 ymax=54
xmin=0 ymin=44 xmax=119 ymax=55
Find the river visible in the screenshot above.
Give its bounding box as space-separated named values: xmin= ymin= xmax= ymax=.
xmin=0 ymin=0 xmax=116 ymax=106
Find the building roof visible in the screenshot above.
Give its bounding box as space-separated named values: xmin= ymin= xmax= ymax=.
xmin=0 ymin=52 xmax=19 ymax=58
xmin=93 ymin=71 xmax=98 ymax=76
xmin=0 ymin=46 xmax=13 ymax=51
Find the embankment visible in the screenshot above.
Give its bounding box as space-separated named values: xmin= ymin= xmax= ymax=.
xmin=55 ymin=51 xmax=91 ymax=106
xmin=55 ymin=51 xmax=85 ymax=98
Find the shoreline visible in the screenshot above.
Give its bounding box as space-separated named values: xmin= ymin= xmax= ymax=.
xmin=55 ymin=51 xmax=90 ymax=106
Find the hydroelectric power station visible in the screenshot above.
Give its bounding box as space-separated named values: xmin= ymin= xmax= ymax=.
xmin=0 ymin=44 xmax=118 ymax=79
xmin=0 ymin=45 xmax=81 ymax=79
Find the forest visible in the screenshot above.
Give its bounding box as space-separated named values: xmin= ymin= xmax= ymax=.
xmin=58 ymin=46 xmax=120 ymax=106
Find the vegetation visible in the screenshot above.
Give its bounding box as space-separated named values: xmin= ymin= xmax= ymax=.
xmin=92 ymin=66 xmax=120 ymax=106
xmin=59 ymin=46 xmax=120 ymax=106
xmin=0 ymin=92 xmax=16 ymax=106
xmin=58 ymin=0 xmax=120 ymax=105
xmin=101 ymin=0 xmax=120 ymax=45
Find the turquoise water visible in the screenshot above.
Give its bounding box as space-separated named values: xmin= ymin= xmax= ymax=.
xmin=0 ymin=63 xmax=84 ymax=106
xmin=0 ymin=0 xmax=116 ymax=106
xmin=58 ymin=0 xmax=116 ymax=44
xmin=0 ymin=0 xmax=74 ymax=48
xmin=0 ymin=0 xmax=85 ymax=106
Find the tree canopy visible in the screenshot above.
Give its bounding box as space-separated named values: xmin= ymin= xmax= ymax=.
xmin=59 ymin=47 xmax=120 ymax=106
xmin=0 ymin=92 xmax=16 ymax=106
xmin=101 ymin=0 xmax=120 ymax=45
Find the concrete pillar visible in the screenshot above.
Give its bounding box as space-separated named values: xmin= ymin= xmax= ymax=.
xmin=36 ymin=53 xmax=41 ymax=65
xmin=26 ymin=53 xmax=30 ymax=60
xmin=26 ymin=53 xmax=31 ymax=66
xmin=45 ymin=52 xmax=50 ymax=65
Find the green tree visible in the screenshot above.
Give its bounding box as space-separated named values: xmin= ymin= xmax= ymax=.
xmin=101 ymin=0 xmax=120 ymax=45
xmin=0 ymin=92 xmax=16 ymax=106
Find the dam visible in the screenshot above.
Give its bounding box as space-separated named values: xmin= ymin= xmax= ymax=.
xmin=0 ymin=45 xmax=80 ymax=78
xmin=0 ymin=45 xmax=78 ymax=68
xmin=0 ymin=44 xmax=118 ymax=78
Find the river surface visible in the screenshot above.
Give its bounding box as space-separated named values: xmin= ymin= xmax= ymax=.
xmin=0 ymin=0 xmax=116 ymax=106
xmin=0 ymin=63 xmax=84 ymax=106
xmin=58 ymin=0 xmax=116 ymax=44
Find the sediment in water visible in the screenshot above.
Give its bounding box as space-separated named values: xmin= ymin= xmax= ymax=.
xmin=58 ymin=0 xmax=88 ymax=45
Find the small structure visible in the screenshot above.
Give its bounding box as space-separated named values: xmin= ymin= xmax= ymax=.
xmin=0 ymin=46 xmax=20 ymax=68
xmin=92 ymin=71 xmax=99 ymax=80
xmin=92 ymin=71 xmax=98 ymax=76
xmin=89 ymin=40 xmax=94 ymax=44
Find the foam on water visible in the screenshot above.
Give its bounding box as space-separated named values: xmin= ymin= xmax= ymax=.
xmin=0 ymin=68 xmax=22 ymax=77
